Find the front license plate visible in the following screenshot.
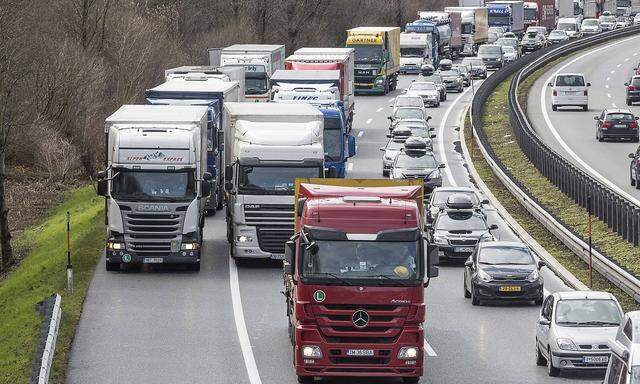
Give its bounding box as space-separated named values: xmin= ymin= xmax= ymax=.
xmin=454 ymin=247 xmax=474 ymax=253
xmin=583 ymin=356 xmax=609 ymax=364
xmin=347 ymin=349 xmax=374 ymax=356
xmin=499 ymin=285 xmax=522 ymax=292
xmin=143 ymin=257 xmax=163 ymax=264
xmin=271 ymin=254 xmax=285 ymax=260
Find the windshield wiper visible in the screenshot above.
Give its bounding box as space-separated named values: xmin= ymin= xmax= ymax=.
xmin=556 ymin=321 xmax=581 ymax=325
xmin=311 ymin=272 xmax=354 ymax=286
xmin=576 ymin=321 xmax=620 ymax=326
xmin=372 ymin=274 xmax=410 ymax=287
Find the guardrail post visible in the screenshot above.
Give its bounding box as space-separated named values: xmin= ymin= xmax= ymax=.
xmin=634 ymin=208 xmax=640 ymax=247
xmin=606 ymin=193 xmax=613 ymax=229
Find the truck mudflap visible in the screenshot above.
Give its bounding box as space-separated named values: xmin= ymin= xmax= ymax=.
xmin=294 ymin=325 xmax=424 ymax=378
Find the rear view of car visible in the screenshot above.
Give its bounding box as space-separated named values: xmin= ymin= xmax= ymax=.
xmin=626 ymin=76 xmax=640 ymax=105
xmin=595 ymin=109 xmax=639 ymax=142
xmin=550 ymin=73 xmax=590 ymax=111
xmin=548 ymin=30 xmax=570 ymax=44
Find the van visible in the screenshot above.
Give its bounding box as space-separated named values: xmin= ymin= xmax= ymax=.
xmin=549 ymin=73 xmax=591 ymax=111
xmin=556 ymin=17 xmax=581 ymax=38
xmin=604 ymin=311 xmax=640 ymax=384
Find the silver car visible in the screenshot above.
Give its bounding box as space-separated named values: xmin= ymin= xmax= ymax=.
xmin=380 ymin=138 xmax=405 ymax=176
xmin=536 ymin=291 xmax=623 ymax=376
xmin=405 ymin=81 xmax=441 ymax=107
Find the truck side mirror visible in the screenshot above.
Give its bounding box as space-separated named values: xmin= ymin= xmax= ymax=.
xmin=97 ymin=179 xmax=108 ymax=197
xmin=325 ymin=167 xmax=338 ymax=178
xmin=297 ymin=198 xmax=307 ymax=218
xmin=225 ymin=165 xmax=233 ymax=182
xmin=426 ymin=243 xmax=440 ymax=279
xmin=203 ymin=172 xmax=213 ymax=181
xmin=201 ymin=181 xmax=212 ymax=197
xmin=490 ymin=224 xmax=499 ymax=230
xmin=348 ymin=134 xmax=356 ymax=158
xmin=284 ymin=240 xmax=295 ymax=275
xmin=224 ymin=181 xmax=233 ymax=192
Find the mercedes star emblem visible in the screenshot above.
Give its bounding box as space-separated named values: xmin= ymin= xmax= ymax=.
xmin=352 ymin=309 xmax=370 ymax=328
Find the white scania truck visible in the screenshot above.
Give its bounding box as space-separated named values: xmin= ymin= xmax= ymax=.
xmin=222 ymin=103 xmax=326 ymax=262
xmin=400 ymin=32 xmax=431 ymax=74
xmin=97 ymin=105 xmax=211 ymax=271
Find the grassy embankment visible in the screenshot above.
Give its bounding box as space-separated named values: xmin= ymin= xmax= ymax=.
xmin=0 ymin=186 xmax=103 ymax=384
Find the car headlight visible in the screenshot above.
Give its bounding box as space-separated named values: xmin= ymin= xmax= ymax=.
xmin=398 ymin=346 xmax=419 ymax=359
xmin=302 ymin=345 xmax=322 ymax=359
xmin=496 ymin=58 xmax=502 ymax=62
xmin=384 ymin=154 xmax=393 ymax=161
xmin=107 ymin=241 xmax=125 ymax=250
xmin=526 ymin=268 xmax=539 ymax=282
xmin=236 ymin=235 xmax=253 ymax=243
xmin=181 ymin=242 xmax=199 ymax=250
xmin=428 ymin=170 xmax=441 ymax=180
xmin=433 ymin=235 xmax=448 ymax=245
xmin=476 ymin=268 xmax=493 ymax=282
xmin=557 ymin=338 xmax=578 ymax=351
xmin=479 ymin=233 xmax=494 ymax=242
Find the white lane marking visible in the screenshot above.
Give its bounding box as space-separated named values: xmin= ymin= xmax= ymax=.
xmin=625 ymin=58 xmax=630 ymax=62
xmin=438 ymin=86 xmax=475 ymax=187
xmin=605 ymin=84 xmax=609 ymax=89
xmin=606 ymin=77 xmax=611 ymax=81
xmin=612 ymin=103 xmax=618 ymax=108
xmin=229 ymin=260 xmax=263 ymax=384
xmin=388 ymin=97 xmax=395 ymax=102
xmin=607 ymin=93 xmax=612 ymax=98
xmin=376 ymin=107 xmax=383 ymax=113
xmin=347 ymin=163 xmax=354 ymax=171
xmin=617 ymin=63 xmax=622 ymax=68
xmin=357 ymin=131 xmax=364 ymax=137
xmin=540 ymin=35 xmax=640 ymax=206
xmin=611 ymin=70 xmax=616 ymax=74
xmin=424 ymin=339 xmax=438 ymax=357
xmin=366 ymin=118 xmax=372 ymax=125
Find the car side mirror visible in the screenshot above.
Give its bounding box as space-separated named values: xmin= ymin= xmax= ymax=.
xmin=630 ymin=153 xmax=636 ymax=159
xmin=225 ymin=165 xmax=233 ymax=182
xmin=587 ymin=82 xmax=591 ymax=87
xmin=426 ymin=116 xmax=432 ymax=121
xmin=594 ymin=116 xmax=599 ymax=120
xmin=438 ymin=163 xmax=445 ymax=169
xmin=201 ymin=180 xmax=212 ymax=197
xmin=388 ymin=116 xmax=393 ymax=121
xmin=490 ymin=224 xmax=499 ymax=230
xmin=537 ymin=260 xmax=546 ymax=269
xmin=284 ymin=240 xmax=295 ymax=275
xmin=379 ymin=147 xmax=385 ymax=151
xmin=430 ymin=134 xmax=437 ymax=139
xmin=97 ymin=179 xmax=108 ymax=197
xmin=203 ymin=172 xmax=213 ymax=181
xmin=464 ymin=260 xmax=473 ymax=268
xmin=348 ymin=134 xmax=356 ymax=158
xmin=539 ymin=318 xmax=550 ymax=326
xmin=426 ymin=243 xmax=439 ymax=279
xmin=481 ymin=199 xmax=490 ymax=204
xmin=386 ymin=134 xmax=392 ymax=138
xmin=625 ymin=82 xmax=629 ymax=86
xmin=547 ymin=82 xmax=553 ymax=87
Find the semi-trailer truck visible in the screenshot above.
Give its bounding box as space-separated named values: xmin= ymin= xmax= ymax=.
xmin=346 ymin=27 xmax=400 ymax=95
xmin=270 ymin=69 xmax=356 ymax=178
xmin=523 ymin=0 xmax=556 ymax=30
xmin=223 ymin=103 xmax=327 ymax=262
xmin=399 ymin=32 xmax=431 ymax=74
xmin=558 ymin=0 xmax=575 ymax=18
xmin=96 ymin=105 xmax=211 ymax=271
xmin=220 ymin=44 xmax=285 ymax=102
xmin=487 ymin=0 xmax=525 ymax=35
xmin=145 ymin=78 xmax=242 ymax=214
xmin=291 ymin=48 xmax=356 ymax=131
xmin=444 ymin=7 xmax=489 ymax=55
xmin=164 ymin=65 xmax=245 ymax=92
xmin=418 ymin=11 xmax=463 ymax=59
xmin=405 ymin=17 xmax=451 ymax=66
xmin=284 ymin=179 xmax=439 ymax=384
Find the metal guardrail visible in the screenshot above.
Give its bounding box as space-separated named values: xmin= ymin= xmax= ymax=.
xmin=30 ymin=294 xmax=62 ymax=384
xmin=470 ymin=26 xmax=640 ymax=301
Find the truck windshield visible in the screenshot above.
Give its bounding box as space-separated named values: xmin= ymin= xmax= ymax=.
xmin=245 ymin=78 xmax=268 ymax=95
xmin=302 ymin=240 xmax=420 ymax=282
xmin=524 ymin=8 xmax=537 ymax=20
xmin=111 ymin=169 xmax=196 ymax=202
xmin=350 ymin=45 xmax=383 ymax=64
xmin=324 ymin=126 xmax=343 ymax=161
xmin=489 ymin=14 xmax=511 ymax=26
xmin=400 ymin=47 xmax=424 ymax=57
xmin=238 ymin=165 xmax=321 ymax=195
xmin=462 ymin=23 xmax=473 ymax=34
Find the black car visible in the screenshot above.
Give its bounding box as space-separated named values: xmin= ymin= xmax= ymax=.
xmin=390 ymin=139 xmax=444 ymax=197
xmin=426 ymin=187 xmax=489 ymax=224
xmin=626 ymin=76 xmax=640 ymax=105
xmin=464 ymin=241 xmax=545 ymax=306
xmin=427 ymin=210 xmax=497 ymax=263
xmin=595 ymin=108 xmax=639 ymax=142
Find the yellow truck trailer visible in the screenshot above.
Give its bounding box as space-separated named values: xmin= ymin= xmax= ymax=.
xmin=346 ymin=27 xmax=401 ymax=95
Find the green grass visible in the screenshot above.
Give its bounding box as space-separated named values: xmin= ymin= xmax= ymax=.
xmin=470 ymin=72 xmax=640 ymax=311
xmin=0 ymin=186 xmax=103 ymax=384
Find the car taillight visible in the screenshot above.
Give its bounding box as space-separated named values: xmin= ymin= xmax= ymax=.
xmin=583 ymin=90 xmax=588 ymax=96
xmin=629 ymin=86 xmax=637 ymax=91
xmin=631 ymin=121 xmax=639 ymax=129
xmin=602 ymin=121 xmax=611 ymax=129
xmin=552 ymin=90 xmax=557 ymax=96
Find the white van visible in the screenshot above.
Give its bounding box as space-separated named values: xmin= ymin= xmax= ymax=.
xmin=604 ymin=311 xmax=640 ymax=384
xmin=549 ymin=73 xmax=591 ymax=111
xmin=556 ymin=17 xmax=582 ymax=38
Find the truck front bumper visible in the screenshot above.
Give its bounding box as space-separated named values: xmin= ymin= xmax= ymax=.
xmin=294 ymin=325 xmax=423 ymax=378
xmin=232 ymin=224 xmax=286 ymax=260
xmin=106 ymin=249 xmax=200 ymax=265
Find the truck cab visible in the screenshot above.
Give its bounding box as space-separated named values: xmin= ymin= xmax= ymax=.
xmin=346 ymin=27 xmax=401 ymax=95
xmin=284 ymin=179 xmax=439 ymax=384
xmin=220 ymin=44 xmax=285 ymax=102
xmin=400 ymin=33 xmax=430 ymax=74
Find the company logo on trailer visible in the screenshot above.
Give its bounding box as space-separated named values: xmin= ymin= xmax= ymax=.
xmin=126 ymin=151 xmax=184 ymax=162
xmin=292 ymin=95 xmax=320 ymax=101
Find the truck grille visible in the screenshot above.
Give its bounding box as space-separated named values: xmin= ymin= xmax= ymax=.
xmin=244 ymin=204 xmax=294 ymax=254
xmin=122 ymin=210 xmax=185 ymax=256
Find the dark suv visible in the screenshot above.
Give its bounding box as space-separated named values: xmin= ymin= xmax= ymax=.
xmin=595 ymin=108 xmax=639 ymax=142
xmin=626 ymin=76 xmax=640 ymax=105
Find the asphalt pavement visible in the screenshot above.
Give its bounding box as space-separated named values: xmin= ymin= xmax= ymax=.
xmin=67 ymin=71 xmax=591 ymax=384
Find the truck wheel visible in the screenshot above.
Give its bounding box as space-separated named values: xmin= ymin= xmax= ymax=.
xmin=384 ymin=80 xmax=390 ymax=95
xmin=190 ymin=261 xmax=201 ymax=272
xmin=297 ymin=376 xmax=314 ymax=384
xmin=226 ymin=217 xmax=233 ymax=244
xmin=551 ymin=104 xmax=557 ymax=111
xmin=402 ymin=377 xmax=420 ymax=384
xmin=106 ymin=260 xmax=120 ymax=271
xmin=216 ymin=187 xmax=224 ymax=210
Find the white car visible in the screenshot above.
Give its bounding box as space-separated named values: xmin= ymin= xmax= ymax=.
xmin=526 ymin=26 xmax=548 ymax=36
xmin=580 ymin=18 xmax=602 ymax=34
xmin=390 ymin=95 xmax=425 ymax=115
xmin=599 ymin=15 xmax=617 ymax=30
xmin=557 ymin=18 xmax=581 ymax=38
xmin=405 ymin=81 xmax=441 ymax=107
xmin=536 ymin=291 xmax=623 ymax=377
xmin=549 ymin=73 xmax=591 ymax=111
xmin=634 ymin=13 xmax=640 ymax=25
xmin=616 ymin=16 xmax=630 ymax=28
xmin=605 ymin=311 xmax=640 ymax=384
xmin=502 ymin=46 xmax=518 ymax=62
xmin=548 ymin=29 xmax=570 ymax=44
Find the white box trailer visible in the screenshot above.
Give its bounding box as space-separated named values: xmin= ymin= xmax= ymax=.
xmin=445 ymin=7 xmax=489 ymax=54
xmin=164 ymin=65 xmax=246 ymax=97
xmin=220 ymin=44 xmax=285 ymax=102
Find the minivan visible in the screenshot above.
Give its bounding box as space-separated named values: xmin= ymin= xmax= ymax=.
xmin=549 ymin=73 xmax=591 ymax=111
xmin=604 ymin=311 xmax=640 ymax=384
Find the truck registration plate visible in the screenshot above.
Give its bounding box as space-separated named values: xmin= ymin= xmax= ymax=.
xmin=583 ymin=356 xmax=609 ymax=364
xmin=347 ymin=349 xmax=374 ymax=356
xmin=270 ymin=254 xmax=285 ymax=260
xmin=143 ymin=257 xmax=163 ymax=264
xmin=454 ymin=247 xmax=474 ymax=253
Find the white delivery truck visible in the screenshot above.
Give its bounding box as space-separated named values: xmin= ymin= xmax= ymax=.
xmin=220 ymin=44 xmax=285 ymax=102
xmin=222 ymin=103 xmax=326 ymax=262
xmin=97 ymin=105 xmax=211 ymax=271
xmin=445 ymin=7 xmax=489 ymax=55
xmin=164 ymin=65 xmax=245 ymax=94
xmin=399 ymin=33 xmax=431 ymax=74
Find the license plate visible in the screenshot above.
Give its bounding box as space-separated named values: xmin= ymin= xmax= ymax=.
xmin=143 ymin=257 xmax=163 ymax=263
xmin=583 ymin=356 xmax=609 ymax=364
xmin=614 ymin=124 xmax=627 ymax=128
xmin=499 ymin=285 xmax=522 ymax=292
xmin=271 ymin=254 xmax=285 ymax=260
xmin=347 ymin=349 xmax=374 ymax=356
xmin=454 ymin=247 xmax=474 ymax=253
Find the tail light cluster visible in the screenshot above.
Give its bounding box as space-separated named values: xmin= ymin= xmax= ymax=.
xmin=583 ymin=90 xmax=588 ymax=96
xmin=602 ymin=121 xmax=611 ymax=129
xmin=629 ymin=86 xmax=637 ymax=91
xmin=552 ymin=90 xmax=557 ymax=96
xmin=631 ymin=121 xmax=639 ymax=129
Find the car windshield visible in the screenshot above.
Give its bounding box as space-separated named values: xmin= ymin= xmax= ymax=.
xmin=395 ymin=97 xmax=423 ymax=108
xmin=324 ymin=126 xmax=342 ymax=160
xmin=394 ymin=108 xmax=424 ymax=120
xmin=607 ymin=113 xmax=635 ymax=121
xmin=555 ymin=75 xmax=585 ymax=86
xmin=245 ymin=78 xmax=269 ymax=95
xmin=503 ymin=46 xmax=515 ymax=53
xmin=526 ymin=32 xmax=538 ymax=38
xmin=439 ymin=70 xmax=460 ymax=77
xmin=301 ymin=239 xmax=420 ymax=281
xmin=600 ymin=15 xmax=616 ymax=22
xmin=557 ymin=22 xmax=577 ymax=31
xmin=422 ymin=75 xmax=442 ymax=83
xmin=583 ymin=19 xmax=599 ymax=26
xmin=111 ymin=169 xmax=196 ymax=202
xmin=351 ymin=44 xmax=383 ymax=64
xmin=555 ymin=299 xmax=622 ymax=326
xmin=478 ymin=45 xmax=502 ymax=55
xmin=436 ymin=213 xmax=487 ymax=231
xmin=410 ymin=82 xmax=436 ymax=91
xmin=431 ymin=190 xmax=479 ymax=206
xmin=550 ymin=30 xmax=567 ymax=37
xmin=478 ymin=246 xmax=534 ymax=265
xmin=386 ymin=140 xmax=405 ymax=151
xmin=401 ymin=47 xmax=424 ymax=57
xmin=238 ymin=165 xmax=321 ymax=195
xmin=395 ymin=153 xmax=437 ymax=169
xmin=462 ymin=58 xmax=484 ymax=67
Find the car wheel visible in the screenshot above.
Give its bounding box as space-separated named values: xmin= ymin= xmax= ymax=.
xmin=631 ymin=172 xmax=636 ymax=186
xmin=547 ymin=348 xmax=560 ymax=376
xmin=464 ymin=273 xmax=471 ymax=298
xmin=470 ymin=284 xmax=480 ymax=306
xmin=628 ymin=99 xmax=632 ymax=106
xmin=106 ymin=260 xmax=120 ymax=271
xmin=402 ymin=378 xmax=419 ymax=384
xmin=535 ymin=340 xmax=547 ymax=366
xmin=634 ymin=136 xmax=639 ymax=143
xmin=583 ymin=105 xmax=588 ymax=111
xmin=383 ymin=170 xmax=389 ymax=177
xmin=551 ymin=104 xmax=557 ymax=111
xmin=598 ymin=132 xmax=604 ymax=142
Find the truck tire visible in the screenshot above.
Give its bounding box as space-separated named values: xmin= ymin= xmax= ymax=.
xmin=216 ymin=187 xmax=224 ymax=210
xmin=384 ymin=79 xmax=390 ymax=95
xmin=190 ymin=261 xmax=201 ymax=272
xmin=402 ymin=378 xmax=419 ymax=384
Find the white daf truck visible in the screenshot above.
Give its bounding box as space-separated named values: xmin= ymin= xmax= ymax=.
xmin=220 ymin=44 xmax=285 ymax=102
xmin=96 ymin=105 xmax=211 ymax=271
xmin=222 ymin=102 xmax=326 ymax=262
xmin=400 ymin=32 xmax=431 ymax=74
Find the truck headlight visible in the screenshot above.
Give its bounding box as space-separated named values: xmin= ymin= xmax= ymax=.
xmin=375 ymin=78 xmax=385 ymax=86
xmin=433 ymin=235 xmax=448 ymax=245
xmin=236 ymin=235 xmax=253 ymax=243
xmin=398 ymin=346 xmax=419 ymax=359
xmin=181 ymin=242 xmax=199 ymax=251
xmin=107 ymin=242 xmax=125 ymax=250
xmin=526 ymin=268 xmax=539 ymax=282
xmin=301 ymin=345 xmax=322 ymax=359
xmin=557 ymin=338 xmax=578 ymax=351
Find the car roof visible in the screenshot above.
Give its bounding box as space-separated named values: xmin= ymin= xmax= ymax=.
xmin=604 ymin=108 xmax=634 ymax=114
xmin=478 ymin=241 xmax=528 ymax=250
xmin=396 ymin=94 xmax=422 ymax=100
xmin=554 ymin=291 xmax=616 ymax=301
xmin=556 ymin=73 xmax=584 ymax=76
xmin=434 ymin=186 xmax=476 ymax=193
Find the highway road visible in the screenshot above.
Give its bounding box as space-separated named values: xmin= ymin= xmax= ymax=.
xmin=68 ymin=72 xmax=589 ymax=384
xmin=527 ymin=35 xmax=640 ymax=202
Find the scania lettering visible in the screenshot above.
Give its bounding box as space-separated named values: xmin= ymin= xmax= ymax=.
xmin=145 ymin=78 xmax=242 ymax=214
xmin=220 ymin=44 xmax=285 ymax=102
xmin=284 ymin=179 xmax=439 ymax=383
xmin=96 ymin=105 xmax=211 ymax=271
xmin=223 ymin=103 xmax=327 ymax=262
xmin=346 ymin=27 xmax=400 ymax=95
